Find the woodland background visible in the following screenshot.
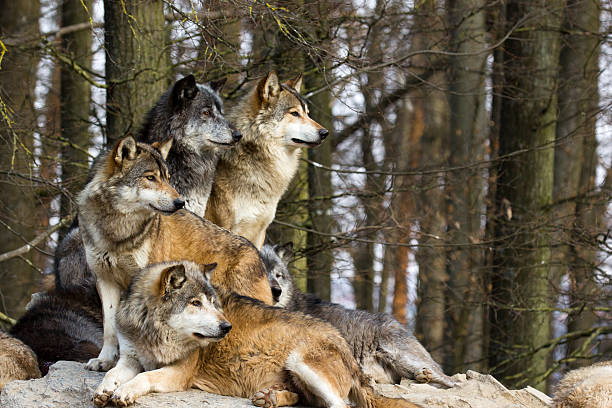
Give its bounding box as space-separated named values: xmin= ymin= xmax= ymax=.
xmin=0 ymin=0 xmax=610 ymax=394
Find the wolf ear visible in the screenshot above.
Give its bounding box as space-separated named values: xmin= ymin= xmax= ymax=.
xmin=160 ymin=264 xmax=186 ymax=295
xmin=151 ymin=137 xmax=173 ymax=160
xmin=275 ymin=242 xmax=294 ymax=264
xmin=257 ymin=71 xmax=280 ymax=104
xmin=169 ymin=75 xmax=198 ymax=111
xmin=285 ymin=74 xmax=303 ymax=92
xmin=113 ymin=136 xmax=138 ymax=168
xmin=199 ymin=262 xmax=218 ymax=282
xmin=209 ymin=78 xmax=227 ymax=94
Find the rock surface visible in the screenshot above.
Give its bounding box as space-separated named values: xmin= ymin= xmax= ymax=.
xmin=0 ymin=361 xmax=553 ymax=408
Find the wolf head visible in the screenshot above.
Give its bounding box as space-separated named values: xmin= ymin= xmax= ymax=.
xmin=96 ymin=136 xmax=185 ymax=215
xmin=165 ymin=75 xmax=241 ymax=151
xmin=243 ymin=71 xmax=328 ymax=147
xmin=261 ymin=242 xmax=295 ymax=307
xmin=156 ymin=262 xmax=231 ymax=346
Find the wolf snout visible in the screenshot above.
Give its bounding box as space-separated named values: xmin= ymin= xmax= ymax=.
xmin=271 ymin=285 xmax=282 ymax=303
xmin=318 ymin=128 xmax=329 ymax=140
xmin=219 ymin=321 xmax=232 ymax=335
xmin=231 ymin=130 xmax=243 ymax=142
xmin=173 ymin=198 xmax=185 ymax=210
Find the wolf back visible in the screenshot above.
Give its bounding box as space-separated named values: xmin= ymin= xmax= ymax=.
xmin=262 ymin=243 xmax=456 ymax=388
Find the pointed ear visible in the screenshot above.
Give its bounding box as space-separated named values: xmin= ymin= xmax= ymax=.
xmin=199 ymin=263 xmax=217 ymax=281
xmin=209 ymin=78 xmax=227 ymax=94
xmin=257 ymin=71 xmax=280 ymax=104
xmin=160 ymin=264 xmax=186 ymax=296
xmin=113 ymin=136 xmax=138 ymax=168
xmin=285 ymin=74 xmax=303 ymax=92
xmin=169 ymin=75 xmax=198 ymax=111
xmin=275 ymin=242 xmax=294 ymax=264
xmin=152 ymin=137 xmax=173 ymax=160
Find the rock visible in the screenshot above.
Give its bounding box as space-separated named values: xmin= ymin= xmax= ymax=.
xmin=0 ymin=361 xmax=553 ymax=408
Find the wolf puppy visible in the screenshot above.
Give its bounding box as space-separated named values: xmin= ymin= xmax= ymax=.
xmin=94 ymin=261 xmax=419 ymax=408
xmin=78 ymin=136 xmax=272 ymax=372
xmin=263 ymin=243 xmax=456 ymax=388
xmin=206 ymin=71 xmax=328 ymax=248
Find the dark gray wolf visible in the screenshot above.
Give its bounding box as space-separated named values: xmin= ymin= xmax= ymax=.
xmin=262 ymin=243 xmax=456 ymax=388
xmin=78 ymin=136 xmax=272 ymax=371
xmin=205 ymin=71 xmax=329 ymax=248
xmin=93 ymin=261 xmax=419 ymax=408
xmin=553 ymin=361 xmax=612 ymax=408
xmin=0 ymin=330 xmax=41 ymax=390
xmin=54 ymin=74 xmax=239 ymax=296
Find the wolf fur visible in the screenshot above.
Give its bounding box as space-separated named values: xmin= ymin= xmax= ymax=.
xmin=262 ymin=243 xmax=456 ymax=388
xmin=206 ymin=71 xmax=329 ymax=249
xmin=78 ymin=136 xmax=272 ymax=372
xmin=93 ymin=261 xmax=419 ymax=408
xmin=0 ymin=330 xmax=41 ymax=390
xmin=9 ymin=287 xmax=103 ymax=375
xmin=553 ymin=361 xmax=612 ymax=408
xmin=54 ymin=74 xmax=237 ymax=296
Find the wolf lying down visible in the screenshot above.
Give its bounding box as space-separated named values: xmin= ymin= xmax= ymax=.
xmin=262 ymin=243 xmax=456 ymax=389
xmin=94 ymin=261 xmax=420 ymax=408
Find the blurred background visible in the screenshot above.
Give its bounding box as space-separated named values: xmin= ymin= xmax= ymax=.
xmin=0 ymin=0 xmax=610 ymax=393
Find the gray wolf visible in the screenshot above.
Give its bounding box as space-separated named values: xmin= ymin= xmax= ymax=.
xmin=9 ymin=286 xmax=103 ymax=375
xmin=0 ymin=330 xmax=41 ymax=390
xmin=553 ymin=361 xmax=612 ymax=408
xmin=54 ymin=74 xmax=239 ymax=297
xmin=93 ymin=261 xmax=420 ymax=408
xmin=205 ymin=71 xmax=329 ymax=248
xmin=78 ymin=136 xmax=272 ymax=372
xmin=262 ymin=243 xmax=456 ymax=388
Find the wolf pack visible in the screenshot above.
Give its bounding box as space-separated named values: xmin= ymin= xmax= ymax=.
xmin=0 ymin=72 xmax=608 ymax=408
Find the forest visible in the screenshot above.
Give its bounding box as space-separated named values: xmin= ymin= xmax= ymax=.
xmin=0 ymin=0 xmax=610 ymax=394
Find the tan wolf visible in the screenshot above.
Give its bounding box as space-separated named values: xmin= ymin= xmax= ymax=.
xmin=0 ymin=330 xmax=41 ymax=390
xmin=205 ymin=71 xmax=328 ymax=248
xmin=553 ymin=361 xmax=612 ymax=408
xmin=93 ymin=261 xmax=420 ymax=408
xmin=77 ymin=136 xmax=272 ymax=372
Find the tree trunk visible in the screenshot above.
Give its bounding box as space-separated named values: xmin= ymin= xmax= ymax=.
xmin=490 ymin=0 xmax=565 ymax=391
xmin=59 ymin=0 xmax=92 ymax=236
xmin=445 ymin=0 xmax=488 ymax=373
xmin=0 ymin=0 xmax=41 ymax=318
xmin=104 ymin=0 xmax=169 ymax=146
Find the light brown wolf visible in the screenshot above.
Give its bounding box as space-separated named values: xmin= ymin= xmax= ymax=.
xmin=205 ymin=71 xmax=328 ymax=248
xmin=77 ymin=136 xmax=272 ymax=372
xmin=93 ymin=261 xmax=420 ymax=408
xmin=0 ymin=330 xmax=41 ymax=390
xmin=553 ymin=361 xmax=612 ymax=408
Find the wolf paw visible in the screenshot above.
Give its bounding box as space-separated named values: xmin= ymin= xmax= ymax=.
xmin=251 ymin=388 xmax=278 ymax=407
xmin=92 ymin=389 xmax=113 ymax=407
xmin=86 ymin=357 xmax=116 ymax=372
xmin=110 ymin=387 xmax=137 ymax=407
xmin=415 ymin=367 xmax=433 ymax=384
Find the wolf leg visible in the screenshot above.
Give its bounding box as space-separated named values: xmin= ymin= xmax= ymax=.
xmin=251 ymin=384 xmax=300 ymax=407
xmin=110 ymin=351 xmax=198 ymax=406
xmin=93 ymin=355 xmax=142 ymax=406
xmin=86 ymin=279 xmax=120 ymax=372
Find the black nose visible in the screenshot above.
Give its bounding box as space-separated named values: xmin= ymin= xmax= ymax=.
xmin=271 ymin=286 xmax=282 ymax=301
xmin=319 ymin=128 xmax=329 ymax=140
xmin=219 ymin=321 xmax=232 ymax=335
xmin=173 ymin=198 xmax=185 ymax=209
xmin=232 ymin=130 xmax=242 ymax=142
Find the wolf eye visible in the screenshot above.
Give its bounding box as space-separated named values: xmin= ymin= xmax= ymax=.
xmin=203 ymin=110 xmax=210 ymax=116
xmin=276 ymin=273 xmax=282 ymax=278
xmin=290 ymin=111 xmax=299 ymax=117
xmin=146 ymin=175 xmax=156 ymax=181
xmin=190 ymin=299 xmax=202 ymax=307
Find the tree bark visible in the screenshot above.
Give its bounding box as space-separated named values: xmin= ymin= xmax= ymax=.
xmin=490 ymin=0 xmax=565 ymax=391
xmin=104 ymin=0 xmax=169 ymax=146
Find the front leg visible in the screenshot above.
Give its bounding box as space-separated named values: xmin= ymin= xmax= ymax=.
xmin=86 ymin=278 xmax=121 ymax=371
xmin=110 ymin=351 xmax=199 ymax=406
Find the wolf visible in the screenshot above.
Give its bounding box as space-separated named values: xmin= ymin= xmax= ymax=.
xmin=54 ymin=74 xmax=239 ymax=296
xmin=262 ymin=243 xmax=456 ymax=388
xmin=78 ymin=136 xmax=272 ymax=372
xmin=0 ymin=330 xmax=41 ymax=390
xmin=206 ymin=71 xmax=328 ymax=249
xmin=553 ymin=361 xmax=612 ymax=408
xmin=93 ymin=261 xmax=420 ymax=408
